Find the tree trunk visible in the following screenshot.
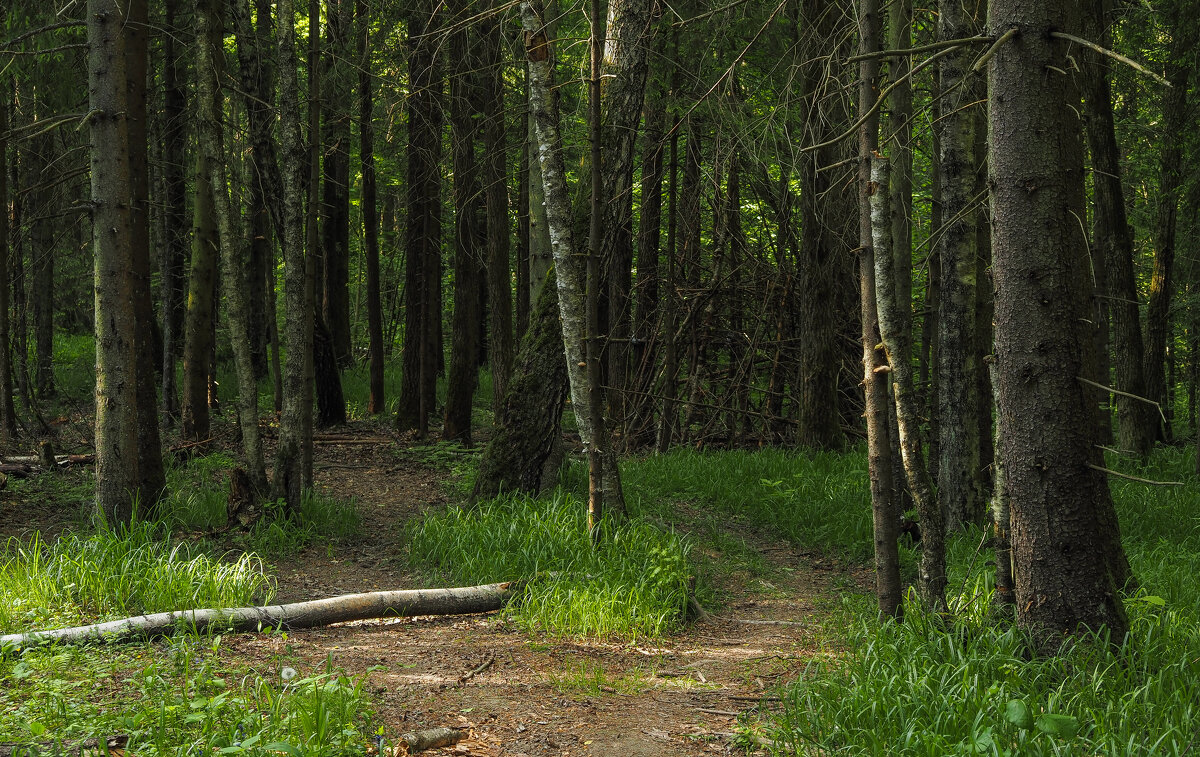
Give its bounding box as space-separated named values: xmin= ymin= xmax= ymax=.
xmin=481 ymin=0 xmax=514 ymax=414
xmin=472 ymin=272 xmax=569 ymax=499
xmin=320 ymin=0 xmax=353 ymax=367
xmin=358 ymin=0 xmax=384 ymax=414
xmin=872 ymin=156 xmax=945 ymax=611
xmin=198 ymin=0 xmax=269 ymax=493
xmin=89 ymin=0 xmax=141 ymax=524
xmin=630 ymin=86 xmax=665 ymax=449
xmin=160 ymin=0 xmax=189 ymax=423
xmin=522 ymin=0 xmax=625 ymax=517
xmin=271 ymin=0 xmax=316 ymax=509
xmin=396 ymin=0 xmax=444 ymax=437
xmin=657 ymin=125 xmax=679 ymax=453
xmin=0 ymin=95 xmax=17 ymax=440
xmin=937 ymin=0 xmax=983 ymax=532
xmin=986 ymin=0 xmax=1130 ymax=647
xmin=443 ymin=0 xmax=483 ymax=445
xmin=1143 ymin=5 xmax=1194 ymax=443
xmin=857 ymin=0 xmax=902 ymax=620
xmin=30 ymin=133 xmax=55 ymax=402
xmin=599 ymin=0 xmax=654 ymax=442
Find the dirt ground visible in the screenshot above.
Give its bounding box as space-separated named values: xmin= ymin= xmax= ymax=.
xmin=2 ymin=422 xmax=864 ymax=755
xmin=249 ymin=425 xmax=863 ymax=756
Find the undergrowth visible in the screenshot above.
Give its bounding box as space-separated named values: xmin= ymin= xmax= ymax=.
xmin=0 ymin=522 xmax=272 ymax=635
xmin=406 ymin=491 xmax=691 ymax=639
xmin=737 ymin=446 xmax=1200 ymax=756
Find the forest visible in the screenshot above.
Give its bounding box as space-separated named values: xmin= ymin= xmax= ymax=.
xmin=1 ymin=0 xmax=1199 ymax=753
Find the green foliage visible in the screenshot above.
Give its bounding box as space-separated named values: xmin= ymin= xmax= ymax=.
xmin=0 ymin=522 xmax=272 ymax=635
xmin=754 ymin=446 xmax=1200 ymax=756
xmin=0 ymin=634 xmax=375 ymax=754
xmin=405 ymin=491 xmax=692 ymax=639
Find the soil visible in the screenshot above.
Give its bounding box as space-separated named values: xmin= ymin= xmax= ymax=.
xmin=3 ymin=421 xmax=865 ymax=755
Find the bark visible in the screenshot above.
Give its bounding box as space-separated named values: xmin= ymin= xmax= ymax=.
xmin=472 ymin=272 xmax=568 ymax=499
xmin=400 ymin=728 xmax=466 ymax=753
xmin=871 ymin=157 xmax=945 ymax=611
xmin=795 ymin=0 xmax=845 ymax=451
xmin=1143 ymin=4 xmax=1195 ymax=442
xmin=314 ymin=314 xmax=347 ymax=427
xmin=197 ymin=0 xmax=268 ymax=492
xmin=444 ymin=0 xmax=483 ymax=445
xmin=937 ymin=0 xmax=983 ymax=531
xmin=271 ymin=0 xmax=316 ymax=508
xmin=396 ymin=1 xmax=443 ymax=436
xmin=631 ymin=88 xmax=665 ymax=448
xmin=321 ymin=0 xmax=354 ymax=368
xmin=657 ymin=126 xmax=679 ymax=452
xmin=89 ymin=0 xmax=140 ymax=523
xmin=986 ymin=0 xmax=1130 ymax=646
xmin=125 ymin=0 xmax=166 ymax=509
xmin=516 ymin=143 xmax=531 ymax=339
xmin=858 ymin=0 xmax=902 ymax=620
xmin=599 ymin=0 xmax=654 ymax=439
xmin=180 ymin=147 xmax=219 ymax=442
xmin=0 ymin=583 xmax=516 ymax=650
xmin=482 ymin=0 xmax=514 ymax=413
xmin=358 ymin=0 xmax=384 ymax=414
xmin=525 ymin=66 xmax=554 ymax=311
xmin=160 ymin=0 xmax=189 ymax=422
xmin=30 ymin=133 xmax=55 ymax=402
xmin=0 ymin=96 xmax=16 ymax=440
xmin=988 ymin=358 xmax=1013 ymax=611
xmin=522 ymin=0 xmax=625 ymax=516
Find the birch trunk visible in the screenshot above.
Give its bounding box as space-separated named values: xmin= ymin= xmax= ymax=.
xmin=521 ymin=0 xmax=625 ymax=517
xmin=871 ymin=156 xmax=946 ymax=611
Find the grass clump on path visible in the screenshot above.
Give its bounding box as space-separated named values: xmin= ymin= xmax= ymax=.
xmin=406 ymin=491 xmax=691 ymax=639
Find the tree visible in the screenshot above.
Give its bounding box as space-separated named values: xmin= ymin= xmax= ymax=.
xmin=160 ymin=0 xmax=189 ymax=423
xmin=358 ymin=0 xmax=385 ymax=415
xmin=986 ymin=0 xmax=1130 ymax=645
xmin=88 ymin=0 xmax=140 ymax=523
xmin=0 ymin=91 xmax=18 ymax=441
xmin=272 ymin=0 xmax=316 ymax=508
xmin=856 ymin=0 xmax=902 ymax=620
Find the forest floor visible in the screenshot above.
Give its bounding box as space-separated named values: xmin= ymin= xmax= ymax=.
xmin=1 ymin=419 xmax=870 ymax=755
xmin=246 ymin=423 xmax=868 ymax=756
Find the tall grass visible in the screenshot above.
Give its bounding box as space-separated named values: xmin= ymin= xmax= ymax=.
xmin=0 ymin=522 xmax=272 ymax=634
xmin=406 ymin=491 xmax=691 ymax=639
xmin=752 ymin=446 xmax=1200 ymax=756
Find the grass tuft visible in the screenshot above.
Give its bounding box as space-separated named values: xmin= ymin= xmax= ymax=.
xmin=406 ymin=491 xmax=692 ymax=639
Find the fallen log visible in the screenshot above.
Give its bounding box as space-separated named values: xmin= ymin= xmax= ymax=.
xmin=0 ymin=583 xmax=515 ymax=651
xmin=398 ymin=727 xmax=465 ymax=753
xmin=0 ymin=735 xmax=128 ymax=757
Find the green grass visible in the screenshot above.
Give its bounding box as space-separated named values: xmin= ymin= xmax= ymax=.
xmin=0 ymin=521 xmax=272 ymax=635
xmin=746 ymin=446 xmax=1200 ymax=756
xmin=406 ymin=490 xmax=692 ymax=639
xmin=0 ymin=632 xmax=377 ymax=753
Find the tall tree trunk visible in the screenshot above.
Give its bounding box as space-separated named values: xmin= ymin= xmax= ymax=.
xmin=482 ymin=0 xmax=514 ymax=413
xmin=180 ymin=150 xmax=219 ymax=442
xmin=30 ymin=134 xmax=55 ymax=402
xmin=358 ymin=0 xmax=384 ymax=414
xmin=986 ymin=0 xmax=1130 ymax=647
xmin=198 ymin=0 xmax=268 ymax=492
xmin=89 ymin=0 xmax=141 ymax=523
xmin=396 ymin=0 xmax=444 ymax=437
xmin=599 ymin=0 xmax=654 ymax=441
xmin=0 ymin=94 xmax=17 ymax=440
xmin=630 ymin=91 xmax=665 ymax=449
xmin=1143 ymin=4 xmax=1195 ymax=443
xmin=657 ymin=124 xmax=679 ymax=453
xmin=857 ymin=0 xmax=902 ymax=620
xmin=937 ymin=0 xmax=983 ymax=531
xmin=320 ymin=0 xmax=353 ymax=367
xmin=272 ymin=0 xmax=316 ymax=508
xmin=160 ymin=0 xmax=189 ymax=423
xmin=795 ymin=0 xmax=845 ymax=451
xmin=443 ymin=0 xmax=483 ymax=445
xmin=872 ymin=157 xmax=945 ymax=611
xmin=522 ymin=0 xmax=625 ymax=517
xmin=126 ymin=0 xmax=166 ymax=509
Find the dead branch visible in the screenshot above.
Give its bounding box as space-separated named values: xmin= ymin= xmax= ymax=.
xmin=398 ymin=727 xmax=465 ymax=753
xmin=1 ymin=583 xmax=516 ymax=651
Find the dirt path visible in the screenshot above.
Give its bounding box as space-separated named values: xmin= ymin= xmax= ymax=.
xmin=230 ymin=426 xmax=859 ymax=756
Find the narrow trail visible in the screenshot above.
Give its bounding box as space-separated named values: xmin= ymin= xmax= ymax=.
xmin=224 ymin=426 xmax=863 ymax=755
